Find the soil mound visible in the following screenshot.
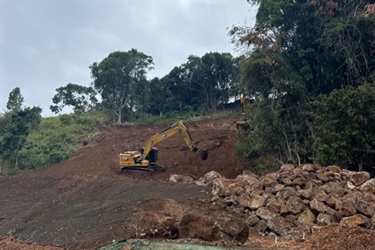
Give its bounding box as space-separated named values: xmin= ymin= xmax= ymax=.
xmin=302 ymin=224 xmax=375 ymax=250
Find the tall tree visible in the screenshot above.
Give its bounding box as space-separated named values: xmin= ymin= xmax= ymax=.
xmin=6 ymin=87 xmax=24 ymax=112
xmin=90 ymin=49 xmax=154 ymax=123
xmin=1 ymin=87 xmax=41 ymax=169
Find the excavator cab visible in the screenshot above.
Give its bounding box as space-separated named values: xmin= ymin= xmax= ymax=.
xmin=119 ymin=121 xmax=208 ymax=172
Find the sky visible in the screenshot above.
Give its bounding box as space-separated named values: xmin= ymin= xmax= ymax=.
xmin=0 ymin=0 xmax=256 ymax=116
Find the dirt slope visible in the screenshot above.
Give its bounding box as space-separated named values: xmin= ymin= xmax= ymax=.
xmin=38 ymin=116 xmax=248 ymax=180
xmin=0 ymin=116 xmax=247 ymax=249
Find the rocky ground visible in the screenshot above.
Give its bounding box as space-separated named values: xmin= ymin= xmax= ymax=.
xmin=1 ymin=115 xmax=375 ymax=249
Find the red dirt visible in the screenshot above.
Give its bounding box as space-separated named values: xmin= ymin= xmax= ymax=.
xmin=38 ymin=116 xmax=248 ymax=180
xmin=1 ymin=115 xmax=374 ymax=249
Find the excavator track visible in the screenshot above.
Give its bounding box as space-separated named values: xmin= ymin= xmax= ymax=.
xmin=121 ymin=165 xmax=166 ymax=173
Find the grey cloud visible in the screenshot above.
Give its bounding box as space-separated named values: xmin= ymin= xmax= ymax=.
xmin=1 ymin=1 xmax=256 ymax=116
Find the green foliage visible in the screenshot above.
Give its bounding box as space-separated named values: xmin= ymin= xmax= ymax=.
xmin=0 ymin=106 xmax=42 ymax=169
xmin=160 ymin=52 xmax=238 ymax=114
xmin=50 ymin=83 xmax=98 ymax=114
xmin=231 ymin=0 xmax=375 ymax=174
xmin=314 ymin=83 xmax=375 ymax=171
xmin=16 ymin=112 xmax=105 ymax=170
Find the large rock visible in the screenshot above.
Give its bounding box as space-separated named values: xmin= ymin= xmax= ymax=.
xmin=360 ymin=178 xmax=375 ymax=193
xmin=316 ymin=213 xmax=335 ymax=226
xmin=291 ymin=173 xmax=307 ymax=187
xmin=267 ymin=216 xmax=291 ymax=236
xmin=340 ymin=214 xmax=372 ymax=228
xmin=179 ymin=213 xmax=219 ymax=241
xmin=321 ymin=182 xmax=345 ymax=198
xmin=249 ymin=195 xmax=267 ymax=210
xmin=338 ymin=200 xmax=357 ymax=217
xmin=135 ymin=211 xmax=179 ymax=239
xmin=286 ymin=196 xmax=306 ymax=214
xmin=259 ymin=173 xmax=278 ymax=188
xmin=355 ymin=200 xmax=375 ymax=217
xmin=212 ymin=178 xmax=246 ymax=197
xmin=202 ymin=171 xmax=222 ymax=184
xmin=246 ymin=214 xmax=260 ymax=226
xmin=216 ymin=214 xmax=249 ymax=243
xmin=349 ymin=171 xmax=370 ymax=186
xmin=280 ymin=164 xmax=296 ymax=172
xmin=298 ymin=209 xmax=316 ymax=225
xmin=316 ymin=171 xmax=329 ymax=182
xmin=169 ymin=174 xmax=194 ymax=184
xmin=256 ymin=207 xmax=277 ymax=221
xmin=310 ymin=199 xmax=336 ymax=215
xmin=302 ymin=164 xmax=314 ymax=172
xmin=314 ymin=188 xmax=329 ymax=202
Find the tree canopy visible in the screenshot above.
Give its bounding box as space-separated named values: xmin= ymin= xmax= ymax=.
xmin=231 ymin=0 xmax=375 ymax=174
xmin=90 ymin=49 xmax=154 ymax=124
xmin=50 ymin=83 xmax=97 ymax=114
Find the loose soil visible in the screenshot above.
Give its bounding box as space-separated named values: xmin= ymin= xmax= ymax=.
xmin=1 ymin=115 xmax=374 ymax=249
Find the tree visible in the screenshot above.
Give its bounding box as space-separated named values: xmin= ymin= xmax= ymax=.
xmin=0 ymin=106 xmax=42 ymax=168
xmin=314 ymin=83 xmax=375 ymax=173
xmin=50 ymin=83 xmax=98 ymax=114
xmin=230 ymin=0 xmax=375 ymax=172
xmin=90 ymin=49 xmax=154 ymax=124
xmin=6 ymin=87 xmax=24 ymax=112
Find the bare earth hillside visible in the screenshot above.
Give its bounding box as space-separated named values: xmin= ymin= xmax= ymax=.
xmin=1 ymin=115 xmax=375 ymax=249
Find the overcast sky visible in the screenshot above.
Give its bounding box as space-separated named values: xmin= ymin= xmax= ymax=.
xmin=0 ymin=0 xmax=256 ymax=116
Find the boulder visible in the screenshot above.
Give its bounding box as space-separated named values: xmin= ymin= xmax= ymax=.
xmin=179 ymin=213 xmax=219 ymax=241
xmin=169 ymin=174 xmax=194 ymax=184
xmin=314 ymin=188 xmax=329 ymax=202
xmin=302 ymin=164 xmax=314 ymax=172
xmin=216 ymin=214 xmax=249 ymax=243
xmin=202 ymin=171 xmax=222 ymax=184
xmin=267 ymin=216 xmax=291 ymax=236
xmin=316 ymin=213 xmax=335 ymax=226
xmin=280 ymin=164 xmax=296 ymax=172
xmin=238 ymin=193 xmax=251 ymax=208
xmin=249 ymin=195 xmax=267 ymax=210
xmin=340 ymin=214 xmax=372 ymax=228
xmin=355 ymin=200 xmax=375 ymax=217
xmin=317 ymin=171 xmax=329 ymax=182
xmin=310 ymin=199 xmax=336 ymax=215
xmin=349 ymin=171 xmax=370 ymax=186
xmin=360 ymin=178 xmax=375 ymax=193
xmin=325 ymin=165 xmax=341 ymax=173
xmin=298 ymin=209 xmax=316 ymax=225
xmin=286 ymin=196 xmax=306 ymax=214
xmin=212 ymin=178 xmax=245 ymax=197
xmin=246 ymin=214 xmax=260 ymax=226
xmin=338 ymin=200 xmax=357 ymax=217
xmin=256 ymin=207 xmax=277 ymax=221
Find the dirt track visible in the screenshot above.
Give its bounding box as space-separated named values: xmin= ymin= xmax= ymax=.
xmin=0 ymin=116 xmax=248 ymax=249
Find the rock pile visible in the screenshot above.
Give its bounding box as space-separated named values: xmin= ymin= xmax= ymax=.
xmin=200 ymin=164 xmax=375 ymax=240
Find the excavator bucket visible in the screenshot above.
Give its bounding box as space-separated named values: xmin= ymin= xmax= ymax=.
xmin=199 ymin=150 xmax=209 ymax=160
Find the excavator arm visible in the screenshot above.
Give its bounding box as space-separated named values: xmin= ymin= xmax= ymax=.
xmin=142 ymin=121 xmax=199 ymax=160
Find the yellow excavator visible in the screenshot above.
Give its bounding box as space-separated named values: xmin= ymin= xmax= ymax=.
xmin=119 ymin=121 xmax=208 ymax=172
xmin=236 ymin=93 xmax=251 ymax=130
